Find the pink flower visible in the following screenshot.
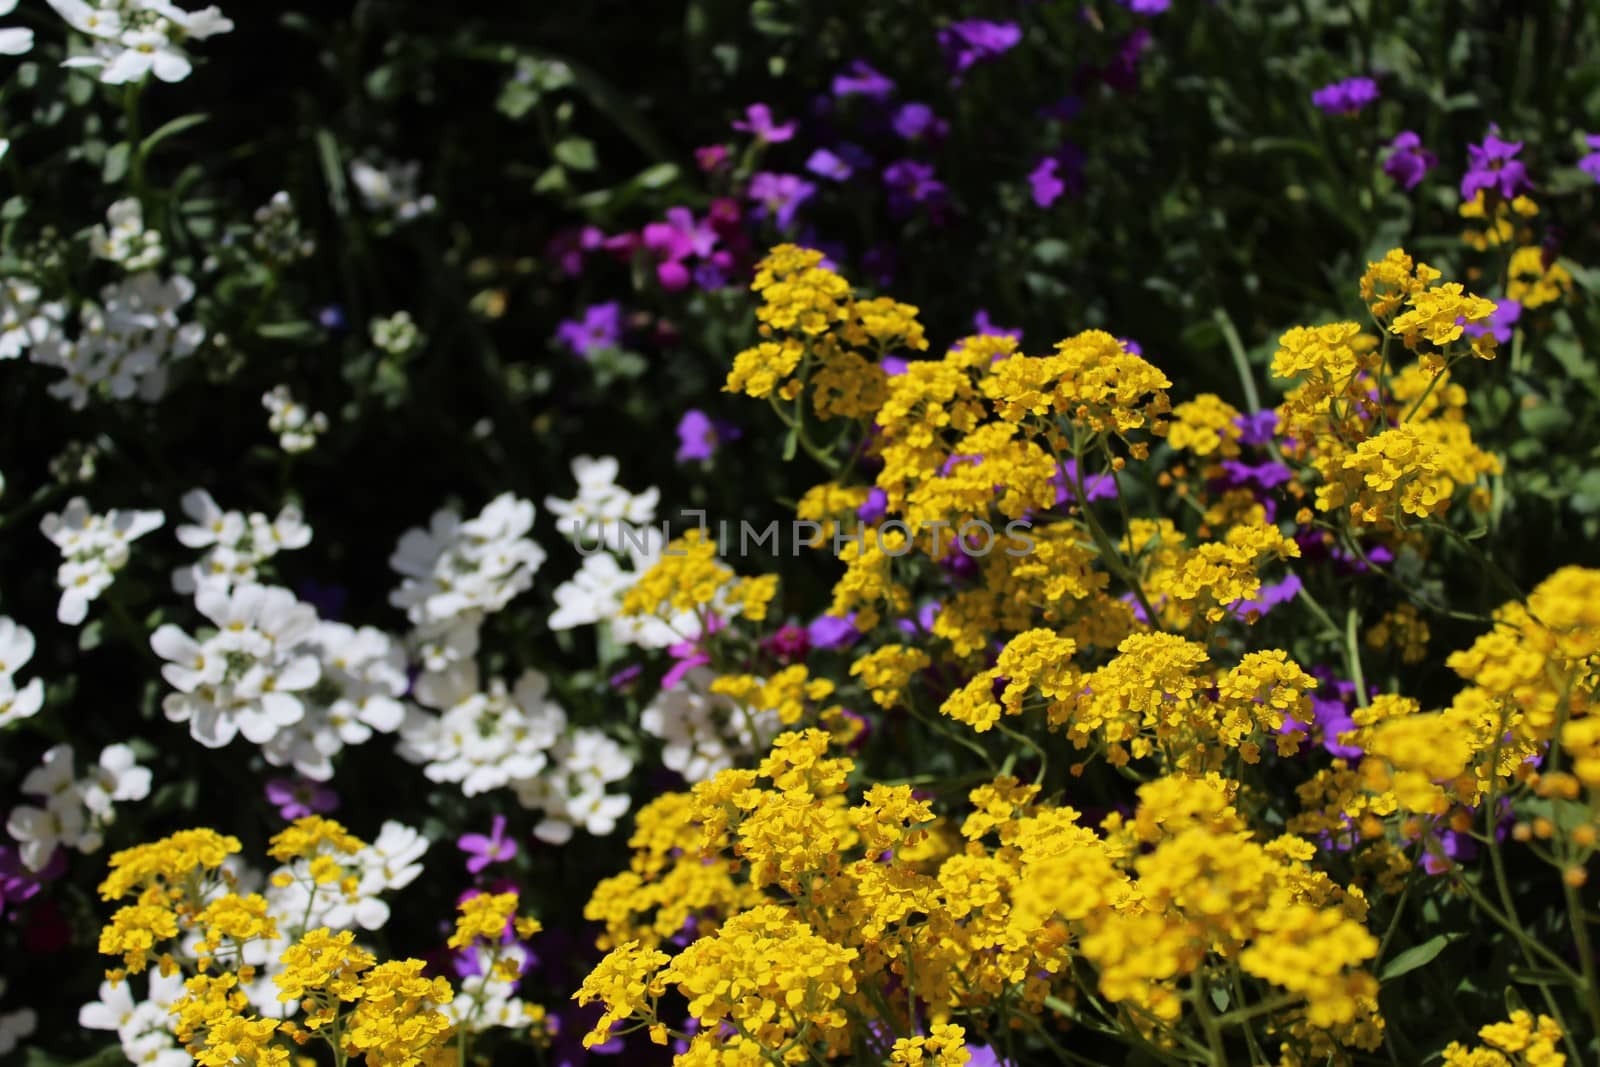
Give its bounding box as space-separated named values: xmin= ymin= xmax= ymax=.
xmin=458 ymin=814 xmax=518 ymax=874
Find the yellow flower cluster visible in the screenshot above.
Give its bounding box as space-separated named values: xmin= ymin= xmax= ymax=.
xmin=1442 ymin=1010 xmax=1566 ymax=1066
xmin=711 ymin=664 xmax=836 ymax=725
xmin=620 ymin=527 xmax=778 ymax=629
xmin=849 ymin=644 xmax=930 ymax=708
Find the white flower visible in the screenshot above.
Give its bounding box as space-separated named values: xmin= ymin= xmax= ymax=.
xmin=80 ymin=970 xmax=187 ymax=1067
xmin=80 ymin=743 xmax=153 ymax=818
xmin=39 ymin=497 xmax=164 ymax=624
xmin=641 ymin=667 xmax=779 ymax=782
xmin=262 ymin=384 xmax=328 ymax=454
xmin=357 ymin=821 xmax=427 ymax=893
xmin=50 ymin=0 xmax=232 ymax=85
xmin=398 ymin=665 xmax=564 ymax=797
xmin=547 ymin=551 xmax=633 ymax=631
xmin=0 ymin=278 xmax=65 ymax=360
xmin=261 ymin=621 xmax=407 ymax=781
xmin=172 ymin=488 xmax=312 ymax=593
xmin=0 ymin=0 xmax=32 ymax=55
xmin=152 ymin=582 xmax=321 ymax=749
xmin=349 ymin=158 xmax=436 ymax=221
xmin=0 ymin=617 xmax=44 ymax=729
xmin=5 ymin=743 xmax=150 ymax=870
xmin=517 ymin=728 xmax=633 ymax=843
xmin=544 ymin=455 xmax=660 ymax=550
xmin=29 ymin=272 xmax=203 ymax=408
xmin=90 ymin=197 xmax=163 ymax=270
xmin=389 ymin=493 xmax=545 ymax=629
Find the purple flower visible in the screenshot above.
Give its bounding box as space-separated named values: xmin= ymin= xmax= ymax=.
xmin=1121 ymin=0 xmax=1170 ymax=12
xmin=832 ymin=60 xmax=895 ymax=101
xmin=973 ymin=310 xmax=1021 ymax=342
xmin=1382 ymin=131 xmax=1436 ymax=191
xmin=1311 ymin=76 xmax=1379 ymax=116
xmin=938 ymin=19 xmax=1022 ymax=79
xmin=1232 ymin=410 xmax=1278 ymax=447
xmin=265 ymin=777 xmax=338 ymax=820
xmin=808 ymin=614 xmax=862 ymax=650
xmin=1054 ymin=459 xmax=1117 ymax=504
xmin=1578 ymin=134 xmax=1600 ymax=183
xmin=1029 ymin=157 xmax=1066 ymax=208
xmin=675 ymin=409 xmax=739 ymax=463
xmin=883 ymin=159 xmax=948 ymax=216
xmin=748 ymin=172 xmax=815 ymax=230
xmin=1220 ymin=459 xmax=1294 ymax=490
xmin=857 ymin=487 xmax=889 ymax=523
xmin=881 ymin=354 xmax=910 ymax=376
xmin=1230 ymin=572 xmax=1303 ymax=619
xmin=554 ymin=302 xmax=624 ymax=358
xmin=642 ymin=207 xmax=718 ymax=291
xmin=806 ymin=148 xmax=854 ymax=182
xmin=1461 ymin=132 xmax=1531 ymax=201
xmin=1029 ymin=147 xmax=1088 ymax=209
xmin=892 ymin=102 xmax=948 ymax=143
xmin=0 ymin=844 xmax=63 ymax=914
xmin=608 ymin=663 xmax=643 ymax=690
xmin=458 ymin=814 xmax=518 ymax=874
xmin=317 ymin=305 xmax=348 ymax=332
xmin=732 ymin=103 xmax=796 ymax=144
xmin=1462 ymin=299 xmax=1521 ymax=345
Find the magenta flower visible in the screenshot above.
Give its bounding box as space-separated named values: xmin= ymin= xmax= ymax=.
xmin=748 ymin=172 xmax=815 ymax=230
xmin=1578 ymin=134 xmax=1600 ymax=183
xmin=938 ymin=19 xmax=1022 ymax=80
xmin=1461 ymin=132 xmax=1531 ymax=201
xmin=554 ymin=302 xmax=624 ymax=358
xmin=265 ymin=777 xmax=338 ymax=820
xmin=642 ymin=207 xmax=718 ymax=291
xmin=832 ymin=60 xmax=895 ymax=101
xmin=458 ymin=815 xmax=518 ymax=874
xmin=732 ymin=104 xmax=795 ymax=144
xmin=1381 ymin=131 xmax=1436 ymax=191
xmin=807 ymin=614 xmax=861 ymax=651
xmin=695 ymin=145 xmax=729 ymax=173
xmin=1311 ymin=76 xmax=1379 ymax=116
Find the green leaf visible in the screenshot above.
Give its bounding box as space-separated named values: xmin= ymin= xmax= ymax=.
xmin=141 ymin=112 xmax=209 ymax=157
xmin=1379 ymin=933 xmax=1457 ymax=982
xmin=102 ymin=142 xmax=129 ymax=184
xmin=553 ymin=137 xmax=597 ymax=171
xmin=257 ymin=320 xmax=318 ymax=341
xmin=316 ymin=128 xmax=350 ymax=218
xmin=635 ymin=162 xmax=679 ymax=189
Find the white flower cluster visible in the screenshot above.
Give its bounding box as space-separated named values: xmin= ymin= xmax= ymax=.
xmin=262 ymin=384 xmax=329 ymax=454
xmin=79 ymin=970 xmax=187 ymax=1067
xmin=251 ymin=191 xmax=315 ymax=265
xmin=640 ymin=666 xmax=781 ymax=783
xmin=40 ymin=497 xmax=165 ymax=625
xmin=263 ymin=621 xmax=408 ymax=780
xmin=0 ymin=279 xmax=64 ymax=361
xmin=545 ymin=455 xmax=701 ymax=649
xmin=90 ymin=197 xmax=163 ymax=271
xmin=48 ymin=0 xmax=233 ymax=84
xmin=399 ymin=666 xmax=563 ymax=797
xmin=446 ymin=940 xmax=540 ymax=1033
xmin=389 ymin=492 xmax=545 ymax=678
xmin=151 ymin=581 xmax=322 ymax=748
xmin=370 ymin=310 xmax=422 ymax=356
xmin=153 ymin=575 xmax=409 ymax=778
xmin=399 ymin=663 xmax=634 ymax=842
xmin=171 ymin=487 xmax=312 ymax=594
xmin=350 ymin=158 xmax=436 ymax=222
xmin=0 ymin=617 xmax=43 ymax=730
xmin=544 ymin=454 xmax=660 ymax=552
xmin=5 ymin=743 xmax=152 ymax=871
xmin=28 ymin=272 xmax=205 ymax=409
